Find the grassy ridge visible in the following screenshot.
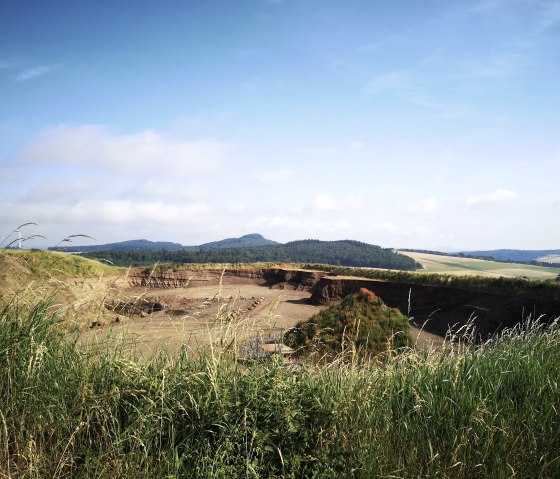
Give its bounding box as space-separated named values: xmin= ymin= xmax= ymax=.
xmin=0 ymin=248 xmax=118 ymax=278
xmin=1 ymin=300 xmax=559 ymax=478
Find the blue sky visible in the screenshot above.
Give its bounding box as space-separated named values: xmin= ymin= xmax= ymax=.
xmin=1 ymin=0 xmax=559 ymax=250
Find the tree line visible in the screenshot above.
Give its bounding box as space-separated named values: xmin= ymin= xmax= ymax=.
xmin=83 ymin=239 xmax=421 ymax=270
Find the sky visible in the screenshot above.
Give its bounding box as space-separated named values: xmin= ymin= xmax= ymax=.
xmin=1 ymin=0 xmax=559 ymax=251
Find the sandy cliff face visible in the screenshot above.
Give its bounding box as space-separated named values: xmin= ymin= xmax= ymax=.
xmin=128 ymin=267 xmax=326 ymax=290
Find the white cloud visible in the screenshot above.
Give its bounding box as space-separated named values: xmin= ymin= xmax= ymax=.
xmin=14 ymin=64 xmax=59 ymax=81
xmin=312 ymin=194 xmax=364 ymax=212
xmin=369 ymin=222 xmax=398 ymax=234
xmin=296 ymin=147 xmax=338 ymax=155
xmin=3 ymin=199 xmax=210 ymax=227
xmin=125 ymin=179 xmax=211 ymax=201
xmin=247 ymin=215 xmax=324 ymax=232
xmin=402 ymin=198 xmax=441 ymax=215
xmin=2 ymin=124 xmax=235 ymax=245
xmin=18 ymin=125 xmax=228 ymax=175
xmin=466 ymin=189 xmax=518 ymax=207
xmin=342 ymin=195 xmax=364 ymax=209
xmin=251 ymin=168 xmax=293 ymax=182
xmin=313 ymin=194 xmax=336 ymax=210
xmin=335 ymin=220 xmax=352 ymax=230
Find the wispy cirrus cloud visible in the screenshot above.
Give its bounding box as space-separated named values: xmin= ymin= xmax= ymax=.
xmin=466 ymin=189 xmax=518 ymax=208
xmin=534 ymin=1 xmax=560 ymax=34
xmin=364 ymin=71 xmax=439 ymax=108
xmin=14 ymin=64 xmax=60 ymax=81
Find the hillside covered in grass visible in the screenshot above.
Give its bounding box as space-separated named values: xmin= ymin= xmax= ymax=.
xmin=1 ymin=300 xmax=559 ymax=478
xmin=83 ymin=239 xmax=421 ymax=270
xmin=0 ymin=249 xmax=117 ymax=283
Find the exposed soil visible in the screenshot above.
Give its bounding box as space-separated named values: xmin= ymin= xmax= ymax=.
xmin=80 ymin=266 xmax=560 ymax=355
xmin=82 ymin=281 xmax=325 ymax=356
xmin=310 ymin=276 xmax=560 ymax=339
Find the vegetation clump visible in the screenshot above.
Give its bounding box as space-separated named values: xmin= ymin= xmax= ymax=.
xmin=284 ymin=288 xmax=411 ymax=359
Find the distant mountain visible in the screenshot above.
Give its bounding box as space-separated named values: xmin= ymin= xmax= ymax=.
xmin=49 ymin=239 xmax=190 ymax=253
xmin=50 ymin=234 xmax=278 ymax=253
xmin=460 ymin=249 xmax=560 ymax=264
xmin=83 ymin=239 xmax=422 ymax=270
xmin=199 ymin=233 xmax=279 ymax=250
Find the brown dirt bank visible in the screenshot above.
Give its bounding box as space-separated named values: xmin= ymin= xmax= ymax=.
xmin=310 ymin=277 xmax=560 ymax=339
xmin=129 ymin=266 xmax=560 ymax=340
xmin=128 ymin=267 xmax=326 ymax=290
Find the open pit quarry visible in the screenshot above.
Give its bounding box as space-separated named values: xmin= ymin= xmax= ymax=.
xmin=83 ymin=266 xmax=560 ymax=355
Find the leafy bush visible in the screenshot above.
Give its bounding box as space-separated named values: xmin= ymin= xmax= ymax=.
xmin=284 ymin=288 xmax=411 ymax=359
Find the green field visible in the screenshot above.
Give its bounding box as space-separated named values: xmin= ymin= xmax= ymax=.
xmin=401 ymin=251 xmax=560 ymax=280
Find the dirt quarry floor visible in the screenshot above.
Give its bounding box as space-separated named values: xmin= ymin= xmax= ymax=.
xmin=80 ymin=262 xmax=560 ymax=355
xmin=5 ymin=252 xmax=558 ymax=356
xmin=80 ymin=271 xmax=445 ymax=356
xmin=81 ymin=282 xmax=330 ymax=357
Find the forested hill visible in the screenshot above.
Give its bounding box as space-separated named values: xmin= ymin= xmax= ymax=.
xmin=83 ymin=239 xmax=421 ymax=270
xmin=50 ymin=239 xmax=190 ymax=253
xmin=49 ymin=234 xmax=276 ymax=253
xmin=199 ymin=233 xmax=278 ymax=250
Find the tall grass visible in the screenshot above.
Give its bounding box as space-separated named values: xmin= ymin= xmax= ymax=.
xmin=1 ymin=298 xmax=559 ymax=478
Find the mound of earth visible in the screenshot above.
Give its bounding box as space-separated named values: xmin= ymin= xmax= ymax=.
xmin=284 ymin=288 xmax=410 ymax=359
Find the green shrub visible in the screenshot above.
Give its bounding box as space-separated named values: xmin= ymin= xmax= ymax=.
xmin=284 ymin=288 xmax=411 ymax=359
